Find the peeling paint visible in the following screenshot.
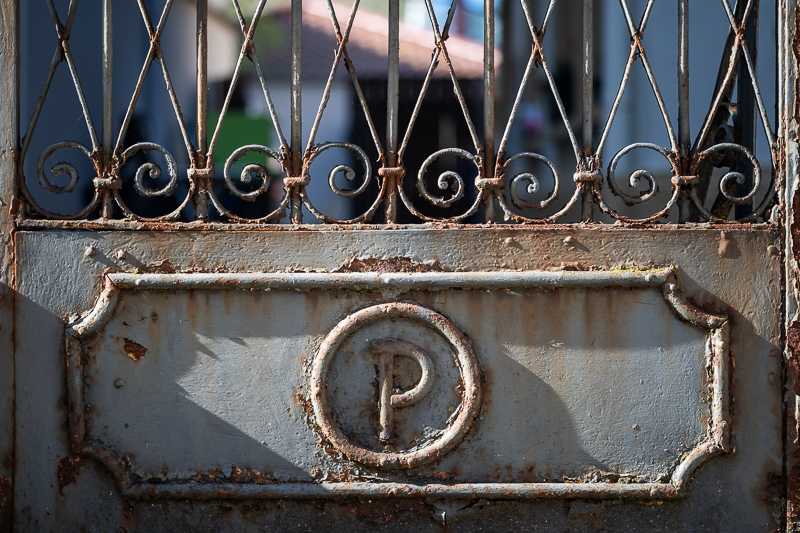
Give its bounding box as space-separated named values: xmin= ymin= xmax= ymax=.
xmin=57 ymin=455 xmax=82 ymax=491
xmin=122 ymin=339 xmax=147 ymax=361
xmin=337 ymin=256 xmax=445 ymax=273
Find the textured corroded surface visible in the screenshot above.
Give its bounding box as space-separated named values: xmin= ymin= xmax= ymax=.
xmin=59 ymin=268 xmax=727 ymax=503
xmin=0 ymin=2 xmax=16 ymax=531
xmin=784 ymin=2 xmax=800 ymax=530
xmin=14 ymin=227 xmax=781 ymax=531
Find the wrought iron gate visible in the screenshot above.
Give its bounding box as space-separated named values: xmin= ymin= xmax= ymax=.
xmin=0 ymin=0 xmax=796 ymax=530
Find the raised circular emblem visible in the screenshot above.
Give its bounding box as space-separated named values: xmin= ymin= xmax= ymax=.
xmin=309 ymin=302 xmax=482 ymax=469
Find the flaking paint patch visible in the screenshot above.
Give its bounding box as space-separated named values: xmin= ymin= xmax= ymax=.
xmin=794 ymin=5 xmax=800 ymax=122
xmin=348 ymin=498 xmax=435 ymax=525
xmin=186 ymin=465 xmax=278 ymax=485
xmin=789 ymin=322 xmax=800 ymax=385
xmin=123 ymin=338 xmax=147 ymax=361
xmin=337 ymin=256 xmax=445 ymax=273
xmin=0 ymin=474 xmax=9 ymax=507
xmin=57 ymin=455 xmax=82 ymax=491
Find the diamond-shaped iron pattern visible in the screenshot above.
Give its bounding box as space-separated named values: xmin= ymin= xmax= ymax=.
xmin=18 ymin=0 xmax=778 ymax=225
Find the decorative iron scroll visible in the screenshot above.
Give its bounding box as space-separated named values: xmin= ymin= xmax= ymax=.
xmin=64 ymin=268 xmax=730 ymax=500
xmin=19 ymin=0 xmax=777 ymax=225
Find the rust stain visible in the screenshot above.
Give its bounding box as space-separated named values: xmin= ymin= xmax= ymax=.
xmin=349 ymin=499 xmax=434 ymax=525
xmin=123 ymin=338 xmax=147 ymax=361
xmin=0 ymin=475 xmax=10 ymax=508
xmin=318 ymin=468 xmax=378 ymax=483
xmin=184 ymin=465 xmax=278 ymax=485
xmin=546 ymin=262 xmax=595 ymax=272
xmin=187 ymin=467 xmax=227 ymax=484
xmin=138 ymin=260 xmax=177 ymax=274
xmin=790 ymin=445 xmax=800 ymax=528
xmin=789 ymin=322 xmax=800 ymax=396
xmin=293 ymin=391 xmax=314 ymax=417
xmin=122 ymin=503 xmax=135 ymax=520
xmin=792 ymin=191 xmax=800 ymax=264
xmin=229 ymin=465 xmax=276 ymax=484
xmin=57 ymin=455 xmax=82 ymax=491
xmin=794 ymin=4 xmax=800 ymax=122
xmin=337 ymin=256 xmax=445 ymax=273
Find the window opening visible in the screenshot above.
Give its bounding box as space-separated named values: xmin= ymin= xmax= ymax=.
xmin=16 ymin=0 xmax=780 ymax=226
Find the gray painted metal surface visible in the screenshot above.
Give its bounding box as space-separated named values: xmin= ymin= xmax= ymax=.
xmin=13 ymin=228 xmax=782 ymax=531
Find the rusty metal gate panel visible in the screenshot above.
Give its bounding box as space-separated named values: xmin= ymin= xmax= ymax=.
xmin=2 ymin=0 xmax=798 ymax=531
xmin=9 ymin=228 xmax=781 ymax=531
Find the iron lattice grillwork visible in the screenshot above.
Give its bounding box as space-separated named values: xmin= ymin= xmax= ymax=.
xmin=18 ymin=0 xmax=779 ymax=225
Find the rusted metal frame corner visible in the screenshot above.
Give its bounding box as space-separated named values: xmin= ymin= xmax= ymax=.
xmin=60 ymin=267 xmax=730 ymax=501
xmin=662 ymin=276 xmax=731 ymax=489
xmin=63 ymin=277 xmax=131 ymax=494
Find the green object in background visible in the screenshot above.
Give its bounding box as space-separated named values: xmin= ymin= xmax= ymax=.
xmin=208 ymin=110 xmax=271 ymax=166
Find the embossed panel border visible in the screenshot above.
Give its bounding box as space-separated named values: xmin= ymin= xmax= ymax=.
xmin=63 ymin=268 xmax=730 ymax=501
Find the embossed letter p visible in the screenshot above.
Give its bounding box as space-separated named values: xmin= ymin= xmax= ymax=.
xmin=370 ymin=338 xmax=435 ymax=443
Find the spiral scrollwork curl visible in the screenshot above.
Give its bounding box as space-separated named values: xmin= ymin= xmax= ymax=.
xmin=505 ymin=152 xmax=560 ymax=210
xmin=692 ymin=143 xmax=761 ymax=205
xmin=307 ymin=142 xmax=372 ymax=199
xmin=606 ymin=143 xmax=677 ymax=206
xmin=119 ymin=142 xmax=179 ymax=198
xmin=36 ymin=141 xmax=93 ymax=194
xmin=417 ymin=148 xmax=479 ymax=208
xmin=223 ymin=144 xmax=284 ymax=202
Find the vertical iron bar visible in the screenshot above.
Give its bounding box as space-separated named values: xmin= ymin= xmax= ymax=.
xmin=677 ymin=0 xmax=690 ymax=222
xmin=101 ymin=0 xmax=114 ymax=218
xmin=677 ymin=0 xmax=690 ymax=156
xmin=102 ymin=0 xmax=113 ymax=155
xmin=734 ymin=0 xmax=758 ymax=219
xmin=196 ymin=0 xmax=208 ymax=158
xmin=290 ymin=0 xmax=303 ymax=223
xmin=385 ymin=0 xmax=400 ymax=223
xmin=582 ymin=0 xmax=593 ymax=153
xmin=581 ymin=0 xmax=595 ymax=222
xmin=483 ymin=0 xmax=495 ymax=223
xmin=499 ymin=0 xmax=511 ymax=142
xmin=193 ymin=0 xmax=210 ymax=220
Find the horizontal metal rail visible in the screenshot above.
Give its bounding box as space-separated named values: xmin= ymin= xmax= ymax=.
xmin=107 ymin=268 xmax=675 ymax=291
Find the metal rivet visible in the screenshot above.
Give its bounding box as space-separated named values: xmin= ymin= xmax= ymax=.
xmin=83 ymin=377 xmax=92 ymax=387
xmin=668 ymin=283 xmax=677 ymax=292
xmin=563 ymin=236 xmax=575 ymax=246
xmin=84 ymin=246 xmax=97 ymax=258
xmin=503 ymin=237 xmax=514 ymax=245
xmin=115 ymin=249 xmax=127 ymax=260
xmin=114 ymin=379 xmax=124 ymax=388
xmin=767 ymin=245 xmax=779 ymax=257
xmin=644 ymin=274 xmax=654 ymax=283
